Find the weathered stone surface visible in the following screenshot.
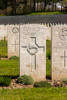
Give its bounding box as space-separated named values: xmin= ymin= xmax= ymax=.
xmin=20 ymin=24 xmax=46 ymax=81
xmin=52 ymin=25 xmax=67 ymax=81
xmin=7 ymin=25 xmax=20 ymax=58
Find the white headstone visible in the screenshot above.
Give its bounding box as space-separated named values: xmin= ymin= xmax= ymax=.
xmin=20 ymin=24 xmax=46 ymax=81
xmin=0 ymin=25 xmax=7 ymax=40
xmin=52 ymin=25 xmax=67 ymax=81
xmin=8 ymin=25 xmax=19 ymax=58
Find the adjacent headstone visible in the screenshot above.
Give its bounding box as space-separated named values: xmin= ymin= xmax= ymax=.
xmin=0 ymin=25 xmax=7 ymax=40
xmin=52 ymin=25 xmax=67 ymax=81
xmin=20 ymin=24 xmax=46 ymax=81
xmin=8 ymin=25 xmax=20 ymax=58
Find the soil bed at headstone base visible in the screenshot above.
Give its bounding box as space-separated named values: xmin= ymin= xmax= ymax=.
xmin=0 ymin=78 xmax=67 ymax=89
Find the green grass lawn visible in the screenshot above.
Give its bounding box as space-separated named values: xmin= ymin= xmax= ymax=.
xmin=0 ymin=59 xmax=19 ymax=77
xmin=0 ymin=40 xmax=8 ymax=57
xmin=0 ymin=40 xmax=19 ymax=77
xmin=46 ymin=40 xmax=51 ymax=78
xmin=28 ymin=11 xmax=65 ymax=16
xmin=0 ymin=88 xmax=67 ymax=100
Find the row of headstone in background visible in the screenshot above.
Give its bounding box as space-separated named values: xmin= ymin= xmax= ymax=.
xmin=8 ymin=24 xmax=67 ymax=81
xmin=0 ymin=24 xmax=67 ymax=81
xmin=19 ymin=24 xmax=67 ymax=81
xmin=8 ymin=24 xmax=50 ymax=81
xmin=0 ymin=15 xmax=67 ymax=24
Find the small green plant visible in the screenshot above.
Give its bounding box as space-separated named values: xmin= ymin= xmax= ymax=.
xmin=17 ymin=75 xmax=34 ymax=85
xmin=0 ymin=77 xmax=11 ymax=86
xmin=9 ymin=56 xmax=19 ymax=60
xmin=63 ymin=78 xmax=67 ymax=84
xmin=34 ymin=81 xmax=51 ymax=88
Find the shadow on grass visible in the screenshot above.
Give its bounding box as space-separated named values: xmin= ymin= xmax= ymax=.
xmin=0 ymin=75 xmax=19 ymax=79
xmin=46 ymin=40 xmax=51 ymax=80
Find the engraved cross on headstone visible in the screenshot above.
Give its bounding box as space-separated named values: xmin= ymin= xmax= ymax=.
xmin=61 ymin=51 xmax=67 ymax=67
xmin=11 ymin=40 xmax=19 ymax=51
xmin=12 ymin=27 xmax=19 ymax=51
xmin=22 ymin=37 xmax=45 ymax=71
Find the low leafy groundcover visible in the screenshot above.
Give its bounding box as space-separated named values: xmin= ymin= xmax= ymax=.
xmin=34 ymin=81 xmax=51 ymax=88
xmin=63 ymin=78 xmax=67 ymax=85
xmin=0 ymin=77 xmax=11 ymax=86
xmin=9 ymin=56 xmax=19 ymax=60
xmin=17 ymin=75 xmax=34 ymax=85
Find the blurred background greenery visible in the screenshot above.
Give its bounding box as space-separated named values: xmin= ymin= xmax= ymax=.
xmin=0 ymin=0 xmax=67 ymax=15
